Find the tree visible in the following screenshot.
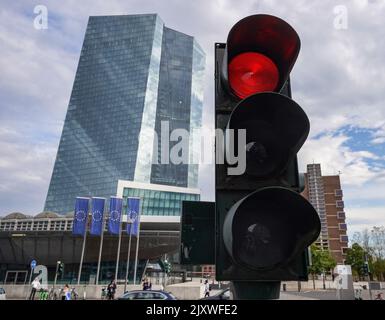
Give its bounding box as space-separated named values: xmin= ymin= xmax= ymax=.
xmin=372 ymin=259 xmax=385 ymax=281
xmin=308 ymin=245 xmax=337 ymax=289
xmin=371 ymin=226 xmax=385 ymax=260
xmin=345 ymin=243 xmax=366 ymax=279
xmin=349 ymin=226 xmax=385 ymax=281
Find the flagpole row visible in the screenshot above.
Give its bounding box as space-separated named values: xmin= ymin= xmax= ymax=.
xmin=124 ymin=224 xmax=133 ymax=293
xmin=114 ymin=214 xmax=123 ymax=283
xmin=95 ymin=215 xmax=106 ymax=285
xmin=77 ymin=224 xmax=87 ymax=285
xmin=133 ymin=200 xmax=142 ymax=285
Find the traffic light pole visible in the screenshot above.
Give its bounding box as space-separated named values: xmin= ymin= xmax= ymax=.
xmin=53 ymin=261 xmax=59 ymax=289
xmin=231 ymin=281 xmax=281 ymax=300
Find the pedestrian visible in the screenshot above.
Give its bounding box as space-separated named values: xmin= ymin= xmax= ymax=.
xmin=375 ymin=292 xmax=383 ymax=300
xmin=29 ymin=277 xmax=41 ymax=300
xmin=107 ymin=280 xmax=117 ymax=300
xmin=62 ymin=284 xmax=71 ymax=300
xmin=204 ymin=279 xmax=210 ymax=298
xmin=142 ymin=278 xmax=149 ymax=290
xmin=149 ymin=281 xmax=152 ymax=290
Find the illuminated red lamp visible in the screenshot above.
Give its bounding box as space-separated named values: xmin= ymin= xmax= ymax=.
xmin=223 ymin=14 xmax=301 ymax=99
xmin=228 ymin=52 xmax=279 ymax=99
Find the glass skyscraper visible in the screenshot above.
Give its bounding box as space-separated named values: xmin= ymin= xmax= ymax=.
xmin=44 ymin=14 xmax=205 ymax=214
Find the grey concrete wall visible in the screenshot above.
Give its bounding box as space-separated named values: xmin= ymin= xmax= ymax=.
xmin=165 ymin=282 xmax=204 ymax=300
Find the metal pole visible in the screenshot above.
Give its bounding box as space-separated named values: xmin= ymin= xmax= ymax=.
xmin=133 ymin=211 xmax=142 ymax=285
xmin=124 ymin=224 xmax=133 ymax=292
xmin=95 ymin=216 xmax=106 ymax=285
xmin=77 ymin=230 xmax=87 ymax=285
xmin=53 ymin=262 xmax=59 ymax=289
xmin=231 ymin=281 xmax=281 ymax=300
xmin=29 ymin=267 xmax=34 ymax=285
xmin=114 ymin=218 xmax=123 ymax=283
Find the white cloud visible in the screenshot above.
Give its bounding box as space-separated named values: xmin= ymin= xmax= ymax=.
xmin=1 ymin=0 xmax=385 ymax=236
xmin=346 ymin=206 xmax=385 ymax=238
xmin=0 ymin=127 xmax=57 ymax=215
xmin=299 ymin=133 xmax=381 ymax=186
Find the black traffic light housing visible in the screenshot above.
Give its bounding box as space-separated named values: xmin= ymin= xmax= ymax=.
xmin=215 ymin=14 xmax=321 ymax=290
xmin=57 ymin=262 xmax=64 ymax=276
xmin=362 ymin=262 xmax=370 ymax=276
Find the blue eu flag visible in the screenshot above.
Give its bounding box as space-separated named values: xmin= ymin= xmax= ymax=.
xmin=90 ymin=197 xmax=105 ymax=236
xmin=73 ymin=197 xmax=89 ymax=236
xmin=127 ymin=198 xmax=140 ymax=237
xmin=108 ymin=197 xmax=122 ymax=235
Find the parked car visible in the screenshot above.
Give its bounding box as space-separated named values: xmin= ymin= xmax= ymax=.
xmin=119 ymin=290 xmax=177 ymax=300
xmin=0 ymin=288 xmax=6 ymax=300
xmin=201 ymin=288 xmax=230 ymax=300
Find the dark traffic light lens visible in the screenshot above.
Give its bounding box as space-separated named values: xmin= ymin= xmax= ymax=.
xmin=223 ymin=187 xmax=321 ymax=271
xmin=228 ymin=52 xmax=279 ymax=99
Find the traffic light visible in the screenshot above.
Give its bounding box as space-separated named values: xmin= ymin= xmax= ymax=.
xmin=57 ymin=261 xmax=64 ymax=276
xmin=215 ymin=14 xmax=321 ymax=299
xmin=159 ymin=259 xmax=172 ymax=274
xmin=164 ymin=260 xmax=172 ymax=274
xmin=362 ymin=262 xmax=369 ymax=276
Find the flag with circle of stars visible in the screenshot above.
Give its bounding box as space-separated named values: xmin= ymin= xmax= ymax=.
xmin=72 ymin=197 xmax=89 ymax=236
xmin=108 ymin=197 xmax=123 ymax=235
xmin=126 ymin=198 xmax=140 ymax=237
xmin=90 ymin=197 xmax=105 ymax=236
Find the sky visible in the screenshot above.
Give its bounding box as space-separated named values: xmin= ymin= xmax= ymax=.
xmin=1 ymin=0 xmax=385 ymax=240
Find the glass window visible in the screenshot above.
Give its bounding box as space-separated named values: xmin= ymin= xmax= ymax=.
xmin=335 ymin=189 xmax=343 ymax=197
xmin=336 ymin=201 xmax=344 ymax=208
xmin=337 ymin=211 xmax=345 ymax=219
xmin=339 ymin=223 xmax=347 ymax=230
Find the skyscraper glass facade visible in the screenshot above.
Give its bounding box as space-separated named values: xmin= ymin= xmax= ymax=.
xmin=44 ymin=14 xmax=205 ymax=214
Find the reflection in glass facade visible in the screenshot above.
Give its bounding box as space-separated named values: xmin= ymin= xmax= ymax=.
xmin=44 ymin=14 xmax=205 ymax=214
xmin=122 ymin=187 xmax=199 ymax=216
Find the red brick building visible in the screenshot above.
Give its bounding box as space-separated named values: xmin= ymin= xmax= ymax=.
xmin=302 ymin=164 xmax=348 ymax=264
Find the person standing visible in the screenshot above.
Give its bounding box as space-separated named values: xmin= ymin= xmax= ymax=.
xmin=62 ymin=284 xmax=71 ymax=300
xmin=142 ymin=278 xmax=149 ymax=291
xmin=107 ymin=280 xmax=117 ymax=300
xmin=204 ymin=280 xmax=210 ymax=298
xmin=29 ymin=277 xmax=41 ymax=300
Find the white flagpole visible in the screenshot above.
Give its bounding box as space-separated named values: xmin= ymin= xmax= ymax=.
xmin=77 ymin=219 xmax=88 ymax=285
xmin=114 ymin=215 xmax=123 ymax=283
xmin=95 ymin=210 xmax=106 ymax=285
xmin=124 ymin=223 xmax=133 ymax=293
xmin=133 ymin=201 xmax=142 ymax=285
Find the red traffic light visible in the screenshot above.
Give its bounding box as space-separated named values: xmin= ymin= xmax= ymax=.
xmin=228 ymin=52 xmax=279 ymax=99
xmin=223 ymin=14 xmax=300 ymax=98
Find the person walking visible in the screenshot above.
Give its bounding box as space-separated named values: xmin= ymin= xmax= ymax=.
xmin=29 ymin=277 xmax=41 ymax=300
xmin=107 ymin=280 xmax=117 ymax=300
xmin=62 ymin=284 xmax=71 ymax=300
xmin=204 ymin=280 xmax=210 ymax=298
xmin=142 ymin=278 xmax=149 ymax=291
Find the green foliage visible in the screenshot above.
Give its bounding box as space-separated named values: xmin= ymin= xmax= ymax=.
xmin=308 ymin=244 xmax=337 ymax=275
xmin=345 ymin=243 xmax=366 ymax=276
xmin=348 ymin=227 xmax=385 ymax=281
